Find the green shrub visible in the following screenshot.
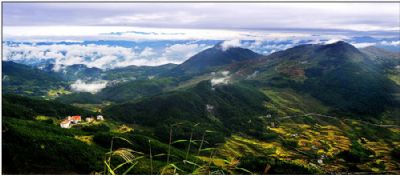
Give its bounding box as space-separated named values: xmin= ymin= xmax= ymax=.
xmin=337 ymin=141 xmax=374 ymax=163
xmin=82 ymin=124 xmax=110 ymax=133
xmin=391 ymin=147 xmax=400 ymax=161
xmin=239 ymin=155 xmax=320 ymax=174
xmin=282 ymin=139 xmax=298 ymax=148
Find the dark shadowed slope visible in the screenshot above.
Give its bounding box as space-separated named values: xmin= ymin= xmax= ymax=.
xmin=2 ymin=61 xmax=67 ymax=96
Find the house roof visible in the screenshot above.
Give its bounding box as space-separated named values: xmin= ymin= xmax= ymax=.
xmin=61 ymin=120 xmax=70 ymax=124
xmin=70 ymin=116 xmax=81 ymax=120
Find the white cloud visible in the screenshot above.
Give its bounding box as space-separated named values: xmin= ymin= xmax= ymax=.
xmin=4 ymin=3 xmax=399 ymax=32
xmin=221 ymin=39 xmax=242 ymax=51
xmin=211 ymin=77 xmax=230 ymax=86
xmin=3 ymin=26 xmax=251 ymax=41
xmin=70 ymin=79 xmax=108 ymax=93
xmin=101 ymin=12 xmax=205 ymax=26
xmin=351 ymin=42 xmax=376 ymax=48
xmin=3 ymin=41 xmax=216 ymax=68
xmin=86 ymin=55 xmax=118 ymax=69
xmin=324 ymin=39 xmax=342 ymax=44
xmin=3 ymin=43 xmax=141 ymax=70
xmin=248 ymin=40 xmax=263 ymax=49
xmin=139 ymin=47 xmax=156 ymax=57
xmin=210 ymin=71 xmax=231 ymax=86
xmin=246 ymin=71 xmax=259 ymax=79
xmin=380 ymin=40 xmax=400 ymax=46
xmin=113 ymin=56 xmax=172 ymax=67
xmin=3 ymin=26 xmax=350 ymax=42
xmin=263 ymin=43 xmax=294 ymax=51
xmin=221 ymin=71 xmax=229 ymax=76
xmin=161 ymin=43 xmax=211 ymax=63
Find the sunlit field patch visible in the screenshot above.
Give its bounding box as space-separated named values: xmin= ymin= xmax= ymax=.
xmin=74 ymin=135 xmax=94 ymax=145
xmin=47 ymin=88 xmax=71 ymax=97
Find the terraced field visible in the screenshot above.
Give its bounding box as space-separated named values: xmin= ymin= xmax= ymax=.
xmin=210 ymin=115 xmax=400 ymax=173
xmin=262 ymin=88 xmax=329 ymax=117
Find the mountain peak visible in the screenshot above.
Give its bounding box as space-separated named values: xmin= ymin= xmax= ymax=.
xmin=171 ymin=44 xmax=263 ymax=75
xmin=316 ymin=41 xmax=363 ymax=60
xmin=321 ymin=41 xmax=358 ymax=51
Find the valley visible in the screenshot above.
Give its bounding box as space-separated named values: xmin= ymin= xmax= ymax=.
xmin=2 ymin=41 xmax=400 ymax=174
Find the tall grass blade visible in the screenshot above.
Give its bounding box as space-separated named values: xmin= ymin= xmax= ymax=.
xmin=167 ymin=127 xmax=172 ymax=164
xmin=149 ymin=139 xmax=153 ymax=175
xmin=104 ymin=160 xmax=116 ymax=175
xmin=183 ymin=160 xmax=201 ymax=167
xmin=172 ymin=139 xmax=188 ymax=144
xmin=114 ymin=136 xmax=134 ymax=145
xmin=122 ymin=161 xmax=139 ymax=175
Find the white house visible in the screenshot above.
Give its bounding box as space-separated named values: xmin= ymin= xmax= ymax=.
xmin=60 ymin=115 xmax=81 ymax=128
xmin=86 ymin=117 xmax=94 ymax=122
xmin=97 ymin=115 xmax=104 ymax=120
xmin=206 ymin=104 xmax=214 ymax=112
xmin=60 ymin=120 xmax=71 ymax=128
xmin=317 ymin=159 xmax=323 ymax=164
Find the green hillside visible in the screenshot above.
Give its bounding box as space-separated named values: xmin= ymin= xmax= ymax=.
xmin=103 ymin=63 xmax=177 ymax=80
xmin=2 ymin=95 xmax=206 ymax=174
xmin=2 ymin=61 xmax=67 ymax=96
xmin=233 ymin=42 xmax=400 ymax=117
xmin=98 ymin=78 xmax=176 ymax=103
xmin=104 ymin=81 xmax=270 ymax=143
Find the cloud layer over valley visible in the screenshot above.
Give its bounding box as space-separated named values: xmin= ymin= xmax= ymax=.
xmin=3 ymin=41 xmax=212 ymax=69
xmin=70 ymin=79 xmax=108 ymax=93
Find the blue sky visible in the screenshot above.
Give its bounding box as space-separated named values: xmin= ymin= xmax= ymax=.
xmin=2 ymin=3 xmax=400 ymax=68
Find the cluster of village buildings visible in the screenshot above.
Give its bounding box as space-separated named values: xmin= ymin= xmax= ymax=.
xmin=60 ymin=115 xmax=104 ymax=128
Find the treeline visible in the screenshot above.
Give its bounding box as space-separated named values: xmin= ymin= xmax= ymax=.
xmin=3 ymin=94 xmax=96 ymax=120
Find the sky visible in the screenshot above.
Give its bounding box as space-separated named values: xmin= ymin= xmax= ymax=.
xmin=2 ymin=3 xmax=400 ymax=69
xmin=4 ymin=3 xmax=400 ymax=31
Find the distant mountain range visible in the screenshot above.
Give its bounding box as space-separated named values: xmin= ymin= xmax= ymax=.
xmin=5 ymin=41 xmax=399 ymax=117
